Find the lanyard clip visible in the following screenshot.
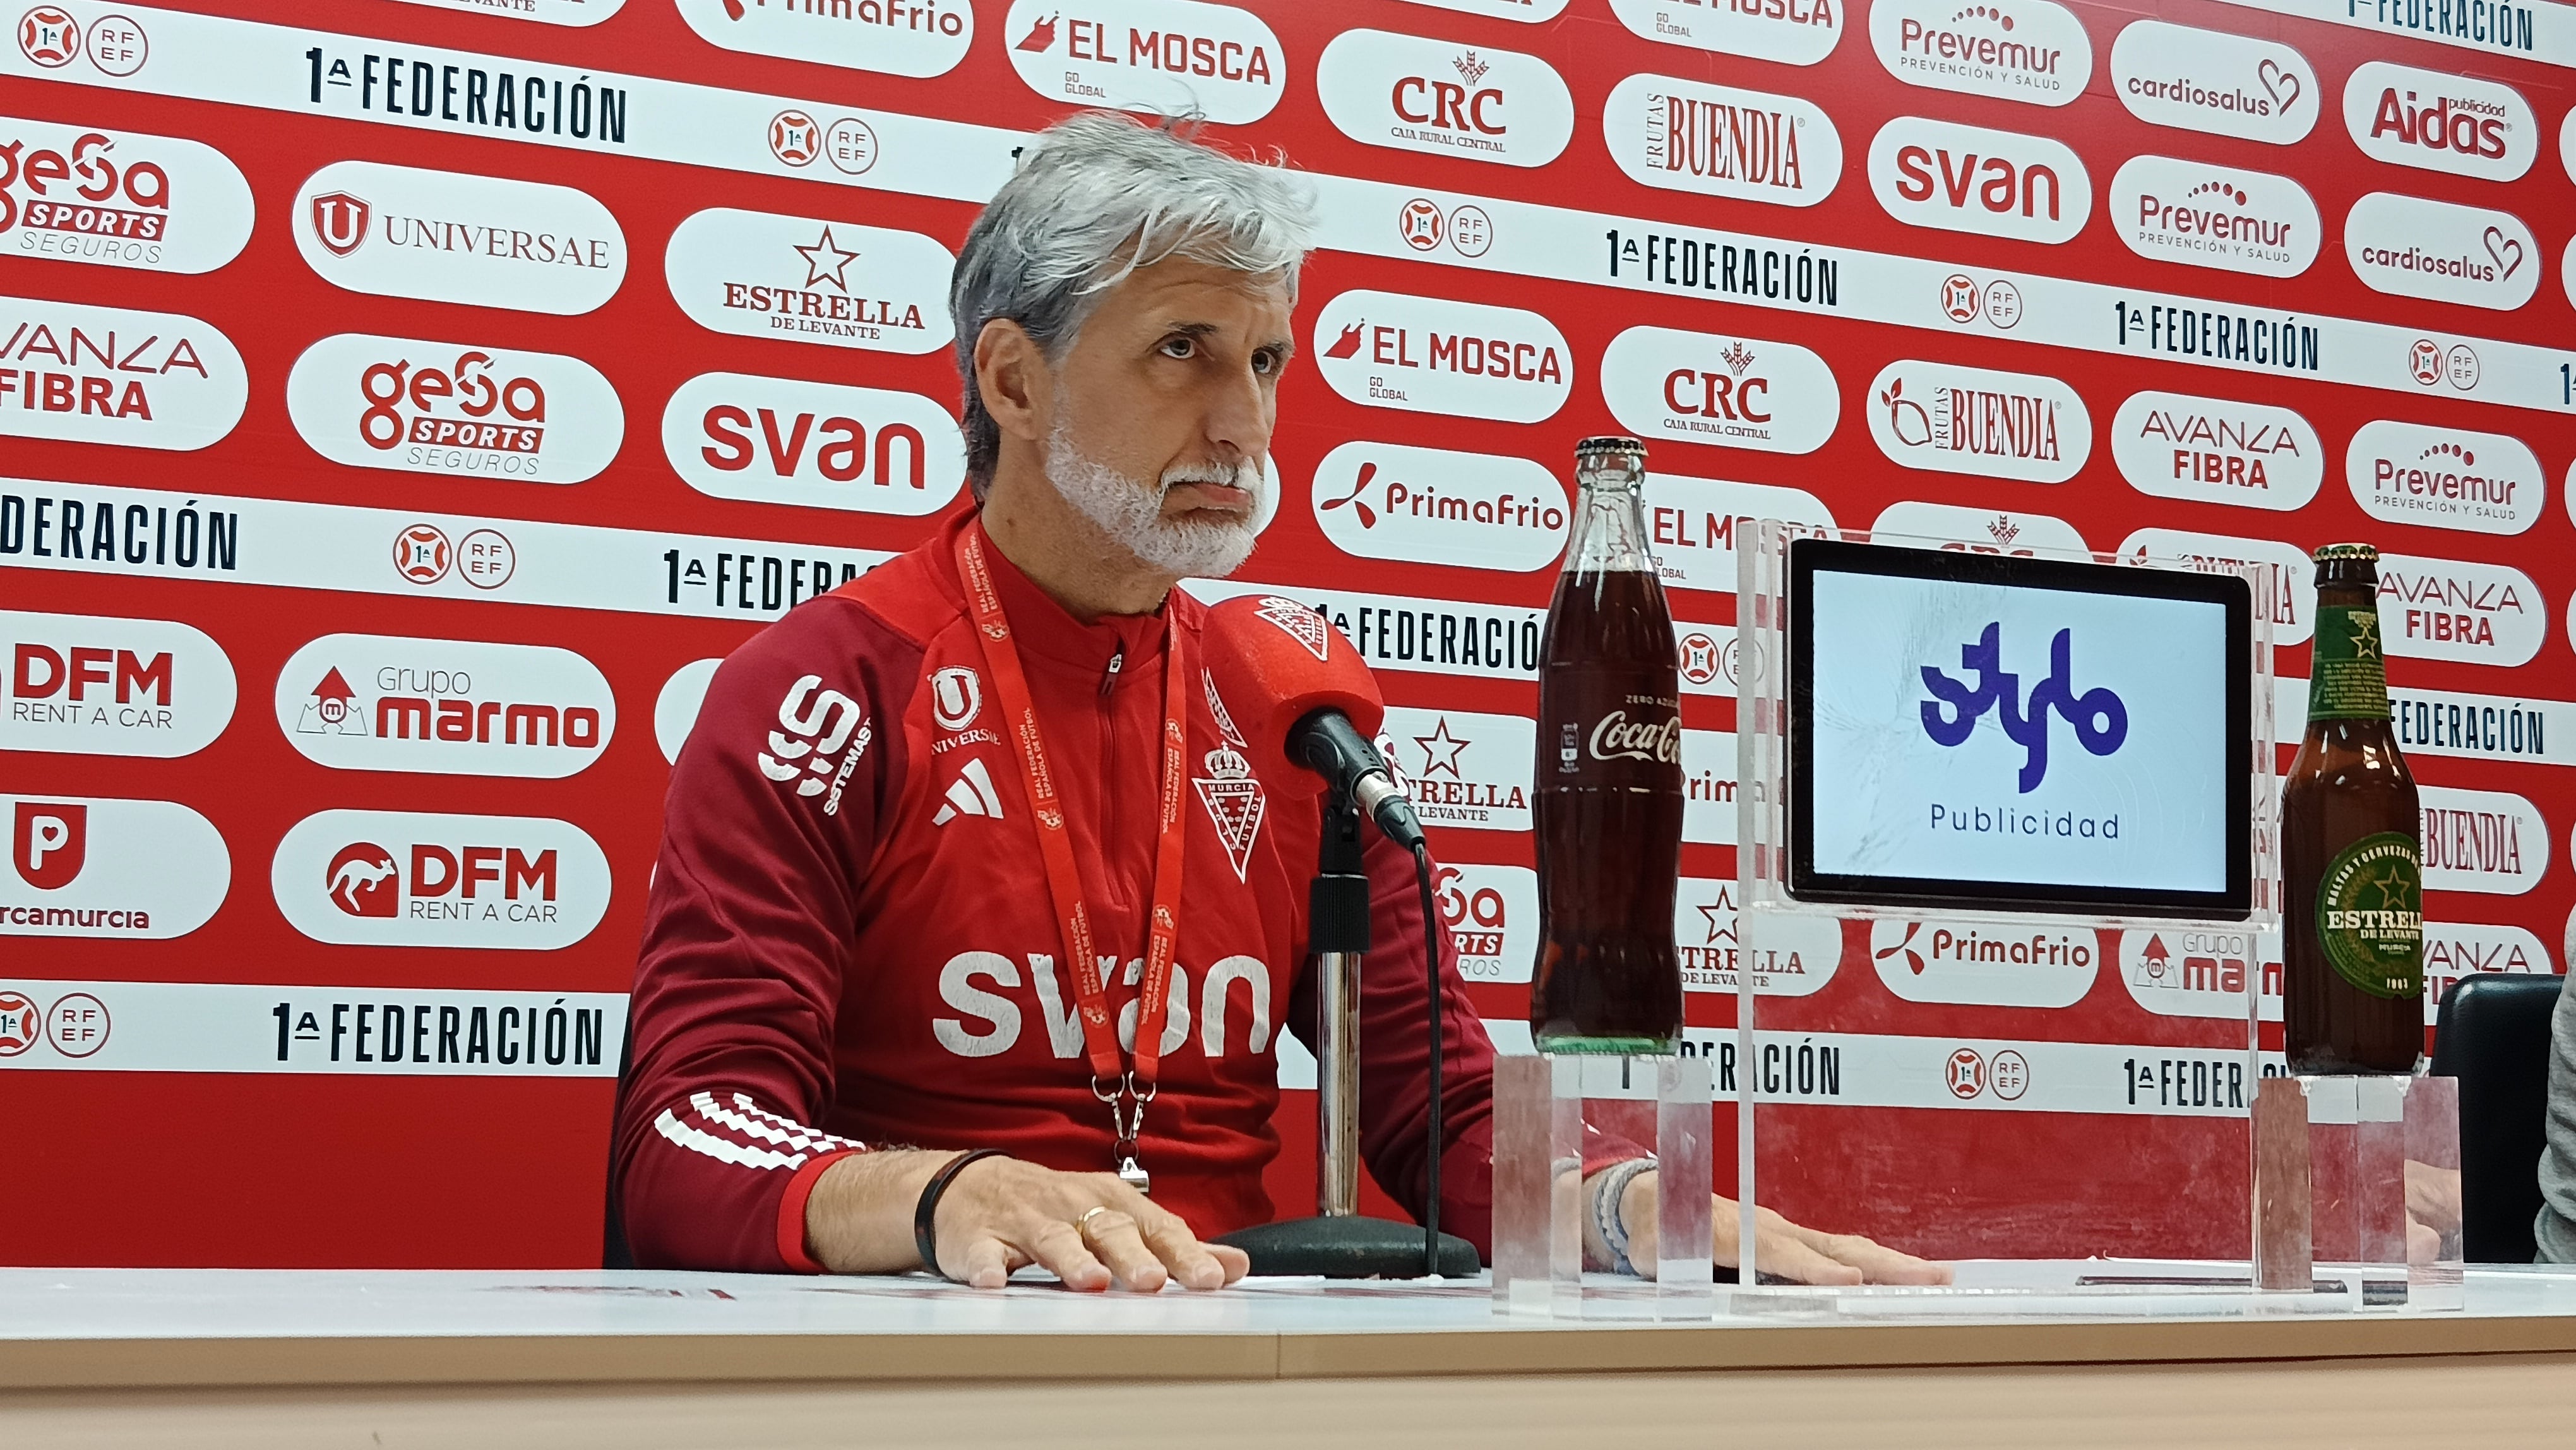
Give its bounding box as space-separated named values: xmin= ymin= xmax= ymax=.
xmin=1092 ymin=1073 xmax=1155 ymax=1195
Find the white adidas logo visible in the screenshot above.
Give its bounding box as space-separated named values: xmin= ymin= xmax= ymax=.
xmin=933 ymin=758 xmax=1004 ymax=825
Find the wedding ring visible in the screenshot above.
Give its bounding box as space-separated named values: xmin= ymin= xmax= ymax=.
xmin=1075 ymin=1205 xmax=1111 ymax=1237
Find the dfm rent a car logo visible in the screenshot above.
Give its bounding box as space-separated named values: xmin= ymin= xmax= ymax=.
xmin=0 ymin=117 xmax=254 ymax=274
xmin=1921 ymin=623 xmax=2127 ymax=793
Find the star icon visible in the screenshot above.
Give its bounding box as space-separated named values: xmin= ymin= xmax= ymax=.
xmin=1695 ymin=896 xmax=1736 ymax=947
xmin=2363 ymin=866 xmax=2413 ymax=912
xmin=795 ymin=227 xmax=861 ymax=291
xmin=1412 ymin=717 xmax=1472 ymax=779
xmin=2348 ymin=611 xmax=2381 ymax=661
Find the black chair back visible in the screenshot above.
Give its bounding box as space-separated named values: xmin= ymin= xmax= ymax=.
xmin=2428 ymin=972 xmax=2564 ymax=1264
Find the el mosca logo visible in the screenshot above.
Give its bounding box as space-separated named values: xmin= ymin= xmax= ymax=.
xmin=1311 ymin=289 xmax=1570 ymax=424
xmin=1003 ymin=0 xmax=1283 ymax=124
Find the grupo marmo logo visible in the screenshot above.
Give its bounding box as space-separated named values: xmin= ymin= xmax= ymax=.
xmin=1920 ymin=622 xmax=2127 ymax=791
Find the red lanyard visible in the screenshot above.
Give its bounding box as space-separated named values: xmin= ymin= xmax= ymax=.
xmin=955 ymin=527 xmax=1189 ymax=1185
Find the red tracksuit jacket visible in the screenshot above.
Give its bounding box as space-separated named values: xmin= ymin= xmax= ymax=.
xmin=614 ymin=511 xmax=1502 ymax=1272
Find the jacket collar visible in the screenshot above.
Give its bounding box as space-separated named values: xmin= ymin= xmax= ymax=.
xmin=941 ymin=510 xmax=1172 ymax=674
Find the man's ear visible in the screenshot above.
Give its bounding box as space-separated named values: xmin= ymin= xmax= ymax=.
xmin=974 ymin=319 xmax=1052 ymax=447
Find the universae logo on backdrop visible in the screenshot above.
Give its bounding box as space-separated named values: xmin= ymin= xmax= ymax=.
xmin=292 ymin=161 xmax=626 ymax=315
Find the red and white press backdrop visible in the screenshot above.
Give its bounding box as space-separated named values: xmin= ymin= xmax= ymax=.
xmin=1 ymin=0 xmax=2569 ymax=1266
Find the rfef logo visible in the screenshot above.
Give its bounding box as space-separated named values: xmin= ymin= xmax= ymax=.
xmin=1601 ymin=73 xmax=1840 ymax=208
xmin=1311 ymin=289 xmax=1570 ymax=424
xmin=2346 ymin=419 xmax=2542 ymax=536
xmin=1 ymin=609 xmax=235 ymax=757
xmin=291 ymin=161 xmax=626 ymax=315
xmin=1315 ymin=30 xmax=1572 ymax=168
xmin=2108 ymin=157 xmax=2318 ymax=278
xmin=664 ymin=208 xmax=952 ymax=356
xmin=2118 ymin=528 xmax=2312 ymax=645
xmin=285 ymin=333 xmax=624 ymax=485
xmin=2377 ymin=553 xmax=2542 ymax=665
xmin=674 ymin=0 xmax=973 ymax=78
xmin=1606 ymin=0 xmax=1842 ymax=68
xmin=1002 ymin=0 xmax=1283 ymax=124
xmin=1374 ymin=707 xmax=1534 ymax=832
xmin=2109 ymin=21 xmax=2317 ymax=146
xmin=272 ymin=633 xmax=616 ymax=779
xmin=1868 ymin=0 xmax=2091 ymax=107
xmin=2342 ymin=62 xmax=2536 ymax=182
xmin=662 ymin=371 xmax=967 ymax=515
xmin=1869 ymin=116 xmax=2089 ymax=244
xmin=2111 ymin=392 xmax=2322 ymax=513
xmin=2344 ymin=192 xmax=2538 ymax=311
xmin=1599 ymin=327 xmax=1839 ymax=456
xmin=1867 ymin=360 xmax=2090 ymax=483
xmin=271 ymin=809 xmax=612 ymax=950
xmin=0 ymin=116 xmax=253 ymax=274
xmin=0 ymin=294 xmax=247 ymax=452
xmin=1 ymin=794 xmax=229 ymax=939
xmin=1920 ymin=623 xmax=2127 ymax=792
xmin=1311 ymin=441 xmax=1568 ymax=574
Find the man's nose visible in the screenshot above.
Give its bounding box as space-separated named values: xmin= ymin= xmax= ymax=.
xmin=1200 ymin=357 xmax=1272 ymax=464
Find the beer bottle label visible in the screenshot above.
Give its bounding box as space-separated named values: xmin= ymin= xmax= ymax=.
xmin=2315 ymin=831 xmax=2423 ymax=1000
xmin=2308 ymin=603 xmax=2392 ymax=721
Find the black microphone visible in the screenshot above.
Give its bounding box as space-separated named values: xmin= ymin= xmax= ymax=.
xmin=1288 ymin=709 xmax=1426 ymax=852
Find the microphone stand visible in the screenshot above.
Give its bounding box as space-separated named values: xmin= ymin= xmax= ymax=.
xmin=1215 ymin=783 xmax=1478 ymax=1278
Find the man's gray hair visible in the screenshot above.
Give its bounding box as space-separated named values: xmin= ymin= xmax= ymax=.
xmin=950 ymin=111 xmax=1319 ymax=500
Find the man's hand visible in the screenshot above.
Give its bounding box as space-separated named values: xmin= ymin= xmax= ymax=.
xmin=804 ymin=1149 xmax=1249 ymax=1291
xmin=1599 ymin=1170 xmax=1953 ymax=1286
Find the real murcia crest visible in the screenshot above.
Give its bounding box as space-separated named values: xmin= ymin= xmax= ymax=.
xmin=1203 ymin=669 xmax=1248 ymax=747
xmin=1255 ymin=596 xmax=1331 ymax=661
xmin=1195 ymin=744 xmax=1267 ymax=882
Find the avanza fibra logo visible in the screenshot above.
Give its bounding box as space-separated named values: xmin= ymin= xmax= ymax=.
xmin=1921 ymin=623 xmax=2127 ymax=791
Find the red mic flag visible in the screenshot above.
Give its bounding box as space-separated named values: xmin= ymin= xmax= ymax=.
xmin=1200 ymin=594 xmax=1384 ymax=800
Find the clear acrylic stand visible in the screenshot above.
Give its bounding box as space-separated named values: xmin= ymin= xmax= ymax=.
xmin=1492 ymin=1052 xmax=1714 ymax=1320
xmin=2254 ymin=1074 xmax=2463 ymax=1310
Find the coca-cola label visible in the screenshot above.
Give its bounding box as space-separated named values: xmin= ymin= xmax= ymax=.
xmin=1678 ymin=876 xmax=1840 ymax=995
xmin=2418 ymin=784 xmax=2548 ymax=895
xmin=2346 ymin=419 xmax=2543 ymax=537
xmin=1600 ymin=73 xmax=1841 ymax=208
xmin=1604 ymin=0 xmax=1844 ymax=67
xmin=1315 ymin=30 xmax=1574 ymax=169
xmin=1643 ymin=473 xmax=1836 ymax=594
xmin=1599 ymin=326 xmax=1839 ymax=455
xmin=1001 ymin=0 xmax=1284 ymax=124
xmin=2377 ymin=553 xmax=2543 ymax=666
xmin=2108 ymin=21 xmax=2318 ymax=147
xmin=2110 ymin=391 xmax=2323 ymax=513
xmin=0 ymin=116 xmax=253 ymax=275
xmin=1868 ymin=116 xmax=2091 ymax=245
xmin=1310 ymin=440 xmax=1568 ymax=574
xmin=2344 ymin=191 xmax=2539 ymax=313
xmin=285 ymin=334 xmax=623 ymax=486
xmin=1866 ymin=360 xmax=2090 ymax=484
xmin=1374 ymin=706 xmax=1533 ymax=832
xmin=1873 ymin=501 xmax=2086 ymax=557
xmin=1580 ymin=701 xmax=1683 ymax=767
xmin=662 ymin=371 xmax=967 ymax=515
xmin=1311 ymin=289 xmax=1571 ymax=424
xmin=2108 ymin=155 xmax=2320 ymax=279
xmin=2341 ymin=61 xmax=2537 ymax=183
xmin=1868 ymin=0 xmax=2092 ymax=107
xmin=2117 ymin=528 xmax=2313 ymax=646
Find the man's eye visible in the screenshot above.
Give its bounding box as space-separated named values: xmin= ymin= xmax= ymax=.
xmin=1160 ymin=337 xmax=1195 ymax=359
xmin=1253 ymin=350 xmax=1280 ymax=374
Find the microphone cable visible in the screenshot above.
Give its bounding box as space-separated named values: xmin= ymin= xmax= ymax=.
xmin=1409 ymin=840 xmax=1443 ymax=1278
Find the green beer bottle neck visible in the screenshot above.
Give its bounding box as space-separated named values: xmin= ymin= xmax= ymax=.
xmin=2308 ymin=580 xmax=2392 ymax=724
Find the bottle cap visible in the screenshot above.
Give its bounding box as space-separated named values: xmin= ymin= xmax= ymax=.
xmin=2313 ymin=542 xmax=2378 ymax=563
xmin=1575 ymin=436 xmax=1647 ymax=459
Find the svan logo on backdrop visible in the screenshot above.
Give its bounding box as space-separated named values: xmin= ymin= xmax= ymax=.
xmin=1 ymin=795 xmax=228 ymax=939
xmin=1643 ymin=474 xmax=1835 ymax=594
xmin=1311 ymin=441 xmax=1568 ymax=573
xmin=1604 ymin=0 xmax=1842 ymax=67
xmin=1868 ymin=116 xmax=2089 ymax=244
xmin=1374 ymin=707 xmax=1534 ymax=832
xmin=0 ymin=609 xmax=235 ymax=757
xmin=271 ymin=810 xmax=611 ymax=950
xmin=1868 ymin=360 xmax=2089 ymax=483
xmin=665 ymin=208 xmax=951 ymax=356
xmin=2344 ymin=193 xmax=2538 ymax=312
xmin=2377 ymin=554 xmax=2543 ymax=665
xmin=2347 ymin=421 xmax=2543 ymax=537
xmin=1868 ymin=0 xmax=2092 ymax=106
xmin=285 ymin=334 xmax=624 ymax=486
xmin=1598 ymin=327 xmax=1839 ymax=455
xmin=2342 ymin=62 xmax=2536 ymax=182
xmin=2108 ymin=21 xmax=2318 ymax=146
xmin=0 ymin=295 xmax=246 ymax=451
xmin=2119 ymin=528 xmax=2312 ymax=644
xmin=1310 ymin=290 xmax=1570 ymax=424
xmin=272 ymin=634 xmax=615 ymax=779
xmin=1921 ymin=624 xmax=2128 ymax=794
xmin=1002 ymin=0 xmax=1283 ymax=123
xmin=1315 ymin=31 xmax=1572 ymax=167
xmin=674 ymin=0 xmax=973 ymax=78
xmin=2108 ymin=158 xmax=2319 ymax=278
xmin=292 ymin=161 xmax=626 ymax=315
xmin=1601 ymin=74 xmax=1840 ymax=208
xmin=662 ymin=372 xmax=967 ymax=515
xmin=2111 ymin=392 xmax=2323 ymax=513
xmin=0 ymin=117 xmax=253 ymax=274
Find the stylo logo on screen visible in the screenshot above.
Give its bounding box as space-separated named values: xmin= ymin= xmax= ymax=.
xmin=1604 ymin=0 xmax=1842 ymax=67
xmin=285 ymin=334 xmax=624 ymax=486
xmin=0 ymin=117 xmax=254 ymax=274
xmin=1003 ymin=0 xmax=1282 ymax=124
xmin=1601 ymin=74 xmax=1840 ymax=208
xmin=1921 ymin=623 xmax=2128 ymax=795
xmin=2342 ymin=63 xmax=2536 ymax=182
xmin=1315 ymin=30 xmax=1573 ymax=168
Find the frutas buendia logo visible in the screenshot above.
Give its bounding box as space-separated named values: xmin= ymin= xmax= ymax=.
xmin=1870 ymin=361 xmax=2087 ymax=482
xmin=1602 ymin=74 xmax=1839 ymax=207
xmin=1921 ymin=622 xmax=2128 ymax=796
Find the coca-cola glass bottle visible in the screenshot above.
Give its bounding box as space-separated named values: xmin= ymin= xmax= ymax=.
xmin=1530 ymin=437 xmax=1686 ymax=1053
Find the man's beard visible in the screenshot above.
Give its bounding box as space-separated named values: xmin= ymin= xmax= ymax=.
xmin=1044 ymin=419 xmax=1262 ymax=580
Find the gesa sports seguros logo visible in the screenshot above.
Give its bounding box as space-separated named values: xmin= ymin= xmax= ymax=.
xmin=0 ymin=117 xmax=253 ymax=274
xmin=292 ymin=160 xmax=626 ymax=316
xmin=1920 ymin=621 xmax=2128 ymax=794
xmin=1310 ymin=289 xmax=1570 ymax=424
xmin=1313 ymin=30 xmax=1574 ymax=169
xmin=664 ymin=208 xmax=952 ymax=356
xmin=1002 ymin=0 xmax=1284 ymax=124
xmin=284 ymin=333 xmax=624 ymax=485
xmin=1311 ymin=440 xmax=1567 ymax=573
xmin=271 ymin=808 xmax=611 ymax=950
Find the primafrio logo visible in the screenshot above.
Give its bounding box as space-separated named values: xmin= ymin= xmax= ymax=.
xmin=1680 ymin=728 xmax=1736 ymax=844
xmin=1920 ymin=623 xmax=2128 ymax=793
xmin=1867 ymin=116 xmax=2089 ymax=244
xmin=1311 ymin=440 xmax=1568 ymax=574
xmin=1600 ymin=73 xmax=1840 ymax=208
xmin=2120 ymin=927 xmax=2282 ymax=1021
xmin=2109 ymin=21 xmax=2317 ymax=147
xmin=284 ymin=333 xmax=623 ymax=486
xmin=2347 ymin=420 xmax=2543 ymax=537
xmin=2118 ymin=528 xmax=2312 ymax=645
xmin=1869 ymin=918 xmax=2097 ymax=1007
xmin=665 ymin=208 xmax=952 ymax=356
xmin=1605 ymin=0 xmax=1842 ymax=67
xmin=1003 ymin=0 xmax=1283 ymax=124
xmin=272 ymin=634 xmax=616 ymax=779
xmin=1868 ymin=0 xmax=2092 ymax=106
xmin=1 ymin=795 xmax=227 ymax=939
xmin=0 ymin=116 xmax=252 ymax=274
xmin=1599 ymin=327 xmax=1838 ymax=456
xmin=662 ymin=371 xmax=967 ymax=515
xmin=0 ymin=294 xmax=246 ymax=451
xmin=1 ymin=609 xmax=235 ymax=757
xmin=1374 ymin=706 xmax=1533 ymax=832
xmin=1315 ymin=31 xmax=1572 ymax=168
xmin=1677 ymin=877 xmax=1838 ymax=995
xmin=2419 ymin=784 xmax=2548 ymax=896
xmin=272 ymin=810 xmax=612 ymax=950
xmin=1432 ymin=861 xmax=1537 ymax=983
xmin=675 ymin=0 xmax=972 ymax=78
xmin=1866 ymin=359 xmax=2089 ymax=484
xmin=1311 ymin=289 xmax=1570 ymax=424
xmin=2108 ymin=157 xmax=2319 ymax=279
xmin=2378 ymin=553 xmax=2542 ymax=665
xmin=2343 ymin=62 xmax=2536 ymax=182
xmin=1643 ymin=474 xmax=1835 ymax=593
xmin=2344 ymin=193 xmax=2538 ymax=312
xmin=1873 ymin=501 xmax=2086 ymax=557
xmin=2110 ymin=392 xmax=2322 ymax=513
xmin=291 ymin=161 xmax=626 ymax=315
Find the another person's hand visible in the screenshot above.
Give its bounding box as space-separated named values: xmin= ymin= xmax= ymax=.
xmin=2405 ymin=1159 xmax=2463 ymax=1266
xmin=1606 ymin=1171 xmax=1953 ymax=1285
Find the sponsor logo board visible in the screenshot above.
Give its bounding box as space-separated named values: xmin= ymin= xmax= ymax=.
xmin=665 ymin=208 xmax=950 ymax=356
xmin=1869 ymin=916 xmax=2098 ymax=1007
xmin=2109 ymin=21 xmax=2317 ymax=146
xmin=2423 ymin=922 xmax=2551 ymax=1006
xmin=1679 ymin=877 xmax=1839 ymax=995
xmin=0 ymin=978 xmax=623 ymax=1076
xmin=2 ymin=795 xmax=227 ymax=938
xmin=2118 ymin=528 xmax=2313 ymax=645
xmin=1001 ymin=0 xmax=1284 ymax=123
xmin=2344 ymin=191 xmax=2538 ymax=312
xmin=1868 ymin=0 xmax=2092 ymax=106
xmin=2342 ymin=61 xmax=2536 ymax=182
xmin=1604 ymin=0 xmax=1844 ymax=67
xmin=2108 ymin=156 xmax=2319 ymax=278
xmin=1866 ymin=359 xmax=2090 ymax=483
xmin=2386 ymin=685 xmax=2570 ymax=767
xmin=1599 ymin=326 xmax=1839 ymax=455
xmin=1673 ymin=621 xmax=1740 ymax=699
xmin=654 ymin=657 xmax=723 ymax=764
xmin=388 ymin=0 xmax=624 ymax=24
xmin=0 ymin=115 xmax=253 ymax=273
xmin=2378 ymin=553 xmax=2543 ymax=665
xmin=285 ymin=334 xmax=621 ymax=486
xmin=1 ymin=608 xmax=234 ymax=756
xmin=1868 ymin=116 xmax=2090 ymax=244
xmin=1433 ymin=861 xmax=1537 ymax=982
xmin=1311 ymin=441 xmax=1567 ymax=574
xmin=1376 ymin=707 xmax=1532 ymax=832
xmin=273 ymin=634 xmax=614 ymax=778
xmin=1601 ymin=73 xmax=1840 ymax=208
xmin=2419 ymin=784 xmax=2547 ymax=894
xmin=292 ymin=160 xmax=625 ymax=315
xmin=663 ymin=372 xmax=966 ymax=515
xmin=2111 ymin=391 xmax=2322 ymax=513
xmin=2120 ymin=925 xmax=2281 ymax=1021
xmin=2346 ymin=419 xmax=2542 ymax=536
xmin=674 ymin=0 xmax=972 ymax=78
xmin=1311 ymin=289 xmax=1570 ymax=423
xmin=0 ymin=294 xmax=246 ymax=450
xmin=1682 ymin=728 xmax=1737 ymax=844
xmin=271 ymin=809 xmax=612 ymax=950
xmin=1315 ymin=30 xmax=1572 ymax=168
xmin=1643 ymin=473 xmax=1835 ymax=593
xmin=1872 ymin=501 xmax=2086 ymax=556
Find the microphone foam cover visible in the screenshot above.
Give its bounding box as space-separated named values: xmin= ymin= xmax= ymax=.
xmin=1200 ymin=594 xmax=1386 ymax=800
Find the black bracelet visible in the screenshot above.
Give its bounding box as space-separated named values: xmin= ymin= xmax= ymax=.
xmin=913 ymin=1148 xmax=1007 ymax=1281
